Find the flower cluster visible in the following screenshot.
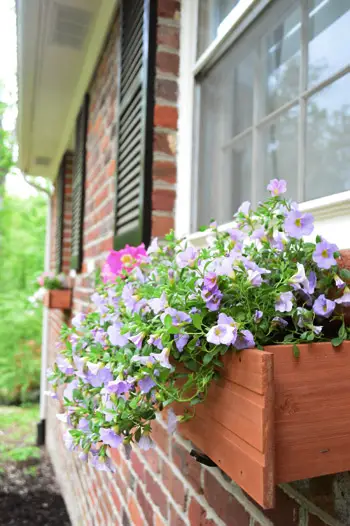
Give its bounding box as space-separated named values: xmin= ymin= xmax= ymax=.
xmin=48 ymin=180 xmax=350 ymax=471
xmin=29 ymin=272 xmax=67 ymax=305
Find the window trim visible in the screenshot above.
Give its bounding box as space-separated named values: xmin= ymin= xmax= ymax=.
xmin=176 ymin=0 xmax=350 ymax=245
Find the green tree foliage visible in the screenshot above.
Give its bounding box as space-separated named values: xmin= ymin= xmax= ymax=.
xmin=0 ymin=194 xmax=47 ymax=403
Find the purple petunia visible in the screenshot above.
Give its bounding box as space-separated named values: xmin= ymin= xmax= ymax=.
xmin=275 ymin=292 xmax=294 ymax=313
xmin=174 ymin=334 xmax=189 ymax=352
xmin=284 ymin=210 xmax=314 ymax=239
xmin=161 ymin=308 xmax=191 ymax=326
xmin=100 ymin=428 xmax=123 ymax=448
xmin=138 ymin=435 xmax=154 ymax=451
xmin=63 ymin=379 xmax=79 ymax=401
xmin=267 ymin=178 xmax=287 ymax=197
xmin=335 ymin=290 xmax=350 ymax=306
xmin=203 ymin=272 xmax=218 ymax=291
xmin=148 ymin=292 xmax=167 ymax=314
xmin=78 ymin=418 xmax=90 ymax=433
xmin=176 ymin=246 xmax=198 ymax=269
xmin=335 ymin=275 xmax=345 ymax=289
xmin=148 ymin=334 xmax=164 ymax=350
xmin=72 ymin=312 xmax=86 ymax=329
xmin=86 ymin=364 xmax=113 ymax=388
xmin=206 ymin=324 xmax=237 ymax=346
xmin=254 ymin=310 xmax=263 ymax=323
xmin=150 ymin=348 xmax=172 ymax=369
xmin=312 ymin=239 xmax=338 ymax=269
xmin=238 ymin=201 xmax=251 ymax=216
xmin=272 ymin=317 xmax=288 ymax=328
xmin=63 ymin=430 xmax=75 ymax=452
xmin=206 ymin=290 xmax=223 ymax=311
xmin=138 ymin=376 xmax=156 ymax=394
xmin=104 ymin=379 xmax=133 ymax=396
xmin=56 ymin=354 xmax=74 ymax=375
xmin=312 ymin=294 xmax=335 ymax=318
xmin=107 ymin=324 xmax=130 ymax=347
xmin=129 ymin=332 xmax=145 ymax=350
xmin=247 ymin=270 xmax=263 ymax=287
xmin=234 ymin=330 xmax=255 ymax=350
xmin=90 ymin=455 xmax=116 ymax=472
xmin=167 ymin=408 xmax=178 ymax=434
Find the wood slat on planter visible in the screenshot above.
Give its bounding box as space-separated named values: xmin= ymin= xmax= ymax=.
xmin=178 ymin=349 xmax=275 ymax=509
xmin=43 ymin=289 xmax=72 ymax=310
xmin=266 ymin=341 xmax=350 ymax=483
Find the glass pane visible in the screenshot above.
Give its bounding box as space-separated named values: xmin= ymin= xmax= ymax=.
xmin=306 ymin=74 xmax=350 ymax=200
xmin=260 ymin=106 xmax=299 ymax=201
xmin=231 ymin=53 xmax=254 ymax=137
xmin=308 ymin=0 xmax=350 ymax=88
xmin=197 ymin=0 xmax=240 ymax=57
xmin=262 ymin=6 xmax=301 ymax=116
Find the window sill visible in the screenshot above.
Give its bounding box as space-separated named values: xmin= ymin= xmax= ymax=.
xmin=187 ymin=192 xmax=350 ymax=250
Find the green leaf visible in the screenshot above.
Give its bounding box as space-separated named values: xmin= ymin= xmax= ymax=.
xmin=292 ymin=343 xmax=300 ymax=358
xmin=192 ymin=313 xmax=203 ymax=330
xmin=167 ymin=325 xmax=180 ymax=334
xmin=202 ymin=353 xmax=213 ymax=365
xmin=315 ymin=235 xmax=322 ymax=243
xmin=184 ymin=360 xmax=199 ymax=372
xmin=332 ymin=337 xmax=344 ymax=348
xmin=283 ymin=334 xmax=295 ymax=343
xmin=339 ymin=322 xmax=347 ymax=339
xmin=164 ymin=314 xmax=173 ymax=330
xmin=339 ymin=268 xmax=350 ymax=281
xmin=190 ymin=397 xmax=202 ymax=406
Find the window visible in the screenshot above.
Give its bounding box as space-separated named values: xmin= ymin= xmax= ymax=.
xmin=194 ymin=0 xmax=350 ymax=228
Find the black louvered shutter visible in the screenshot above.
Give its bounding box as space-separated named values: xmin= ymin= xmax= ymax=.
xmin=71 ymin=94 xmax=89 ymax=271
xmin=114 ymin=0 xmax=157 ymax=249
xmin=55 ymin=156 xmax=65 ymax=273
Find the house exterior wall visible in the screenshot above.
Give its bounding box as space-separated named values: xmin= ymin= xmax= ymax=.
xmin=45 ymin=2 xmax=350 ymax=526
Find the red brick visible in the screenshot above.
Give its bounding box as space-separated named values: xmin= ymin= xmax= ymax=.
xmin=251 ymin=487 xmax=299 ymax=526
xmin=136 ymin=483 xmax=154 ymax=525
xmin=145 ymin=470 xmax=168 ymax=519
xmin=162 ymin=462 xmax=186 ymax=509
xmin=188 ymin=498 xmax=217 ymax=526
xmin=153 ymin=160 xmax=177 ymax=184
xmin=110 ymin=484 xmax=122 ymax=512
xmin=143 ymin=448 xmax=160 ymax=473
xmin=128 ymin=495 xmax=144 ymax=526
xmin=154 ymin=512 xmax=167 ymax=526
xmin=156 ymin=79 xmax=178 ymax=103
xmin=158 ymin=0 xmax=180 ymax=18
xmin=308 ymin=514 xmax=327 ymax=526
xmin=157 ymin=52 xmax=180 ymax=76
xmin=154 ymin=104 xmax=178 ymax=129
xmin=154 ymin=133 xmax=175 ymax=156
xmin=157 ymin=25 xmax=179 ymax=49
xmin=106 ymin=159 xmax=116 ymax=177
xmin=151 ymin=420 xmax=169 ymax=454
xmin=170 ymin=506 xmax=186 ymax=526
xmin=152 ymin=215 xmax=174 ymax=237
xmin=153 ymin=189 xmax=175 ymax=212
xmin=131 ymin=450 xmax=145 ymax=481
xmin=204 ymin=471 xmax=250 ymax=526
xmin=172 ymin=442 xmax=202 ymax=493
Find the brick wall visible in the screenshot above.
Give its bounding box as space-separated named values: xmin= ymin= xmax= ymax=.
xmin=45 ymin=2 xmax=350 ymax=525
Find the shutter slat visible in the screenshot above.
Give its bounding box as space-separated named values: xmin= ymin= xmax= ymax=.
xmin=71 ymin=94 xmax=89 ymax=271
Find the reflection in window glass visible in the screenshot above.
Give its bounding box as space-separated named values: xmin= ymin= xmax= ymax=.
xmin=197 ymin=0 xmax=240 ymax=57
xmin=308 ymin=0 xmax=350 ymax=87
xmin=306 ymin=74 xmax=350 ymax=200
xmin=262 ymin=7 xmax=301 ymax=115
xmin=261 ymin=106 xmax=299 ymax=200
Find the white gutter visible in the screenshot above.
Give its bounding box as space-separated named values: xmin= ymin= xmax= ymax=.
xmin=39 ymin=195 xmax=51 ymax=423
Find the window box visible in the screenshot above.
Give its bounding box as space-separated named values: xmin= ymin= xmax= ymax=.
xmin=178 ymin=341 xmax=350 ymax=509
xmin=43 ymin=289 xmax=72 ymax=310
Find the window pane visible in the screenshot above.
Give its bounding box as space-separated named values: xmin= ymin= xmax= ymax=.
xmin=262 ymin=6 xmax=301 ymax=116
xmin=308 ymin=0 xmax=350 ymax=88
xmin=197 ymin=0 xmax=240 ymax=57
xmin=306 ymin=74 xmax=350 ymax=200
xmin=260 ymin=106 xmax=299 ymax=201
xmin=231 ymin=53 xmax=254 ymax=137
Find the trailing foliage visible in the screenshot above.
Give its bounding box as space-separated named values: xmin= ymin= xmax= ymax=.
xmin=49 ymin=180 xmax=350 ymax=471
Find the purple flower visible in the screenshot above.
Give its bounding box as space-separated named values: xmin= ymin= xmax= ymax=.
xmin=254 ymin=310 xmax=263 ymax=323
xmin=150 ymin=348 xmax=172 ymax=369
xmin=217 ymin=313 xmax=236 ymax=327
xmin=284 ymin=210 xmax=314 ymax=239
xmin=122 ymin=284 xmax=138 ymax=312
xmin=312 ymin=325 xmax=323 ymax=335
xmin=90 ymin=455 xmax=116 ymax=472
xmin=234 ymin=330 xmax=255 ymax=350
xmin=206 ymin=290 xmax=223 ymax=311
xmin=206 ymin=324 xmax=237 ymax=346
xmin=267 ymin=178 xmax=287 ymax=196
xmin=56 ymin=355 xmax=74 ymax=375
xmin=174 ymin=334 xmax=189 ymax=352
xmin=92 ymin=328 xmax=107 ymax=345
xmin=147 ymin=237 xmax=159 ymax=254
xmin=238 ymin=201 xmax=251 ymax=215
xmin=79 ymin=452 xmax=88 ymax=462
xmin=167 ymin=408 xmax=178 ymax=434
xmin=63 ymin=379 xmax=79 ymax=401
xmin=63 ymin=430 xmax=75 ymax=451
xmin=190 ymin=307 xmax=200 ymax=314
xmin=312 ymin=240 xmax=338 ymax=269
xmin=306 ymin=271 xmax=316 ymax=295
xmin=100 ymin=428 xmax=123 ymax=448
xmin=86 ymin=365 xmax=113 ymax=388
xmin=247 ymin=270 xmax=263 ymax=287
xmin=91 ymin=292 xmax=108 ymax=314
xmin=271 ymin=231 xmax=287 ymax=251
xmin=78 ymin=418 xmax=90 ymax=433
xmin=107 ymin=324 xmax=130 ymax=347
xmin=138 ymin=376 xmax=156 ymax=394
xmin=138 ymin=435 xmax=154 ymax=451
xmin=148 ymin=335 xmax=164 ymax=350
xmin=148 ymin=292 xmax=167 ymax=314
xmin=72 ymin=313 xmax=86 ymax=329
xmin=272 ymin=317 xmax=288 ymax=328
xmin=176 ymin=246 xmax=198 ymax=269
xmin=129 ymin=332 xmax=145 ymax=350
xmin=104 ymin=379 xmax=133 ymax=396
xmin=203 ymin=272 xmax=218 ymax=291
xmin=313 ymin=295 xmax=335 ymax=318
xmin=161 ymin=308 xmax=191 ymax=326
xmin=335 ymin=290 xmax=350 ymax=306
xmin=290 ymin=263 xmax=307 ymax=285
xmin=275 ymin=292 xmax=293 ymax=313
xmin=227 ymin=229 xmax=244 ymax=250
xmin=335 ymin=275 xmax=345 ymax=289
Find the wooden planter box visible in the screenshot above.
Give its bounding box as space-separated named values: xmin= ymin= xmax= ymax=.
xmin=43 ymin=289 xmax=72 ymax=310
xmin=178 ymin=341 xmax=350 ymax=509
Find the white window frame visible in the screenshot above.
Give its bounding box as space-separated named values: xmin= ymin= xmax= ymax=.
xmin=176 ymin=0 xmax=350 ymax=249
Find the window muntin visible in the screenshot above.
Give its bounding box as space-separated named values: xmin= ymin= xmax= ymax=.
xmin=195 ymin=0 xmax=350 ymax=228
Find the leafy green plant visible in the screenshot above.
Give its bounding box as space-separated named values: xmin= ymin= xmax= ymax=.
xmin=49 ymin=179 xmax=350 ymax=472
